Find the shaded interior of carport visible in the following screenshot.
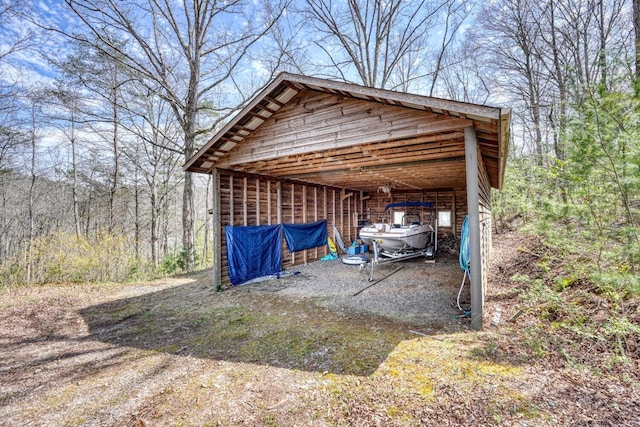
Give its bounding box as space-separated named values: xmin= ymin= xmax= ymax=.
xmin=184 ymin=73 xmax=511 ymax=330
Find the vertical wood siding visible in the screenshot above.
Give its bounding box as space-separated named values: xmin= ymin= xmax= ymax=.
xmin=217 ymin=169 xmax=362 ymax=286
xmin=477 ymin=147 xmax=492 ymax=305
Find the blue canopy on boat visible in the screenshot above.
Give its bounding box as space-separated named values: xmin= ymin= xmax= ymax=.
xmin=384 ymin=201 xmax=433 ymax=210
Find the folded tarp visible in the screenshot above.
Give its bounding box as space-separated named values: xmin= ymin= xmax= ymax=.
xmin=282 ymin=219 xmax=328 ymax=252
xmin=225 ymin=224 xmax=283 ymax=285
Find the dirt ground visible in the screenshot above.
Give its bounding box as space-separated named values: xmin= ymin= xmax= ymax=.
xmin=1 ymin=235 xmax=638 ymax=426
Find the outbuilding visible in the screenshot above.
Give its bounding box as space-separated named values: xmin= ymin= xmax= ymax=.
xmin=184 ymin=73 xmax=511 ymax=330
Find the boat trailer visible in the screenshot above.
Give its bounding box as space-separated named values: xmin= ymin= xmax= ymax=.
xmin=366 ymin=237 xmax=437 ymax=282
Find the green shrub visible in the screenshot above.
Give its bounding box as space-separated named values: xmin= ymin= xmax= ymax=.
xmin=158 ymin=251 xmax=183 ymax=275
xmin=0 ymin=231 xmax=141 ymax=286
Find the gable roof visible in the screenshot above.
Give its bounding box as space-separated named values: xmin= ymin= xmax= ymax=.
xmin=185 ymin=72 xmax=510 ymax=191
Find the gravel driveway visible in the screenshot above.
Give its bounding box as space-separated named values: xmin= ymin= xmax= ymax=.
xmin=237 ymin=251 xmax=470 ymax=333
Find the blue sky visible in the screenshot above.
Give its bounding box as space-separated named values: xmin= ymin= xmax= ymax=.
xmin=1 ymin=0 xmax=81 ymax=86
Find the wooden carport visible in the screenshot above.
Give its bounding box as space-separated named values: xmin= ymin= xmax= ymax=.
xmin=184 ymin=72 xmax=511 ymax=330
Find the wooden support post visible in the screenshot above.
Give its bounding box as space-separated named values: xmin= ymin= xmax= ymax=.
xmin=340 ymin=189 xmax=344 ymax=244
xmin=243 ymin=177 xmax=248 ymax=226
xmin=303 ymin=185 xmax=308 ymax=264
xmin=267 ymin=180 xmax=272 ymax=225
xmin=229 ymin=175 xmax=234 ymax=225
xmin=465 ymin=126 xmax=483 ymax=331
xmin=277 ymin=181 xmax=282 ymax=225
xmin=332 ymin=189 xmax=336 ymax=236
xmin=323 ymin=187 xmax=328 ymax=255
xmin=347 ymin=194 xmax=352 ymax=243
xmin=256 ymin=178 xmax=260 ymax=226
xmin=211 ymin=168 xmax=221 ymax=291
xmin=314 ymin=187 xmax=318 ymax=259
xmin=452 ymin=191 xmax=457 ymax=237
xmin=291 ymin=183 xmax=295 ymax=264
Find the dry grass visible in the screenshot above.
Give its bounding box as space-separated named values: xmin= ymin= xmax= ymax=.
xmin=1 ymin=235 xmax=639 ymax=426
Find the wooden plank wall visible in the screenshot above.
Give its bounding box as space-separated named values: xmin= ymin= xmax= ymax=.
xmin=477 ymin=147 xmax=493 ymax=304
xmin=217 ymin=169 xmax=362 ymax=285
xmin=218 ymin=89 xmax=467 ymax=168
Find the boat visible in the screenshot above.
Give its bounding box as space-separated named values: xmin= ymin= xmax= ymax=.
xmin=359 ymin=222 xmax=433 ymax=251
xmin=359 ymin=201 xmax=437 ymax=258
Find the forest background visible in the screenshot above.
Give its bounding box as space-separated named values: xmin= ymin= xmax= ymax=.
xmin=0 ymin=0 xmax=638 ymax=296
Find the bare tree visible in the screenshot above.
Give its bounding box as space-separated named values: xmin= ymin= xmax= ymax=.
xmin=635 ymin=0 xmax=640 ymax=82
xmin=474 ymin=0 xmax=549 ymax=164
xmin=52 ymin=38 xmax=133 ymax=233
xmin=46 ymin=83 xmax=86 ymax=236
xmin=25 ymin=98 xmax=38 ymax=283
xmin=0 ymin=106 xmax=23 ymax=169
xmin=0 ymin=0 xmax=39 ymax=168
xmin=438 ymin=40 xmax=491 ymax=104
xmin=120 ymin=86 xmax=184 ymax=268
xmin=301 ymin=0 xmax=468 ymax=90
xmin=473 ymin=0 xmax=633 ymax=169
xmin=59 ymin=0 xmax=290 ymax=270
xmin=0 ymin=0 xmax=39 ymax=64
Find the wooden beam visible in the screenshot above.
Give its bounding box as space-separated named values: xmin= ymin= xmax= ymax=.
xmin=264 ymin=95 xmax=285 ymax=107
xmin=277 ymin=180 xmax=282 ymax=224
xmin=323 ymin=187 xmax=328 ymax=256
xmin=225 ymin=129 xmax=250 ymax=139
xmin=267 ymin=180 xmax=272 ymax=225
xmin=280 ymin=80 xmax=304 ymax=94
xmin=231 ymin=124 xmax=256 ymax=134
xmin=246 ymin=111 xmax=270 ymax=121
xmin=303 ymin=185 xmax=308 ymax=264
xmin=253 ymin=103 xmax=278 ymax=115
xmin=291 ymin=183 xmax=295 ymax=264
xmin=332 ymin=189 xmax=336 ymax=247
xmin=465 ymin=126 xmax=483 ymax=331
xmin=286 ymin=156 xmax=466 ymax=180
xmin=452 ymin=191 xmax=457 ymax=237
xmin=211 ymin=168 xmax=221 ymax=291
xmin=243 ymin=177 xmax=248 ymax=226
xmin=314 ymin=187 xmax=318 ymax=260
xmin=339 ymin=189 xmax=344 ymax=245
xmin=215 ymin=167 xmax=363 ymax=195
xmin=256 ymin=178 xmax=261 ymax=226
xmin=229 ymin=175 xmax=234 ymax=225
xmin=348 ymin=193 xmax=352 ymax=243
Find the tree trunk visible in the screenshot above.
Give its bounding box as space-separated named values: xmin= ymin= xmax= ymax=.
xmin=182 ymin=63 xmax=199 ymax=271
xmin=548 ymin=0 xmax=567 ymax=161
xmin=109 ymin=86 xmax=119 ymax=233
xmin=27 ymin=105 xmax=37 ymax=284
xmin=150 ymin=172 xmax=158 ymax=269
xmin=597 ymin=0 xmax=607 ymax=90
xmin=634 ymin=0 xmax=640 ymax=88
xmin=71 ymin=127 xmax=81 ymax=237
xmin=134 ymin=172 xmax=140 ymax=262
xmin=203 ymin=174 xmax=211 ymax=263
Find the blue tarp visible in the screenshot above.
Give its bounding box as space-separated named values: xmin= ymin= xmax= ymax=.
xmin=283 ymin=219 xmax=328 ymax=252
xmin=225 ymin=224 xmax=283 ymax=285
xmin=384 ymin=201 xmax=433 ymax=210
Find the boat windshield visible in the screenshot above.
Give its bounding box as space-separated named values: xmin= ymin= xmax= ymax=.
xmin=402 ymin=213 xmax=421 ymax=226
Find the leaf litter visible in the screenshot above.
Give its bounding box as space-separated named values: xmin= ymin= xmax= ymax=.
xmin=0 ymin=234 xmax=638 ymax=426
